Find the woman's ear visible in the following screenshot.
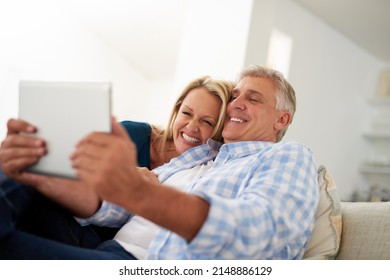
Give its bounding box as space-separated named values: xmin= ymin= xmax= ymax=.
xmin=274 ymin=111 xmax=291 ymax=131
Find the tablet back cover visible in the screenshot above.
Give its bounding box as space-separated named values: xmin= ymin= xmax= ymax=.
xmin=19 ymin=80 xmax=111 ymax=179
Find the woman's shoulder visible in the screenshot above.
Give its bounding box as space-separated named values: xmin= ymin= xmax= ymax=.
xmin=120 ymin=120 xmax=152 ymax=168
xmin=120 ymin=120 xmax=151 ymax=135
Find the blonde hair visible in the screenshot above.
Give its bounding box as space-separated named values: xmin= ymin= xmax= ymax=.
xmin=153 ymin=76 xmax=234 ymax=157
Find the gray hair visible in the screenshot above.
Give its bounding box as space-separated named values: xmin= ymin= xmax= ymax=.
xmin=237 ymin=65 xmax=296 ymax=142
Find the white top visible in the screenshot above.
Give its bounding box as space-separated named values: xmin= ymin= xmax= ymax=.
xmin=113 ymin=161 xmax=213 ymax=259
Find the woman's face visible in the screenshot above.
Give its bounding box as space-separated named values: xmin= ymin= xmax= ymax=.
xmin=173 ymin=87 xmax=222 ymax=154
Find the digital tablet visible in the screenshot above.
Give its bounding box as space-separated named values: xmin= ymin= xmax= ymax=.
xmin=19 ymin=80 xmax=112 ymax=179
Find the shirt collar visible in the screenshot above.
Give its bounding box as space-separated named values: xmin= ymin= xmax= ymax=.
xmin=219 ymin=141 xmax=274 ymax=158
xmin=153 ymin=139 xmax=222 ymax=178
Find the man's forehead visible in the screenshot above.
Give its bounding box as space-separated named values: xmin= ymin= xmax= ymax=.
xmin=234 ymin=76 xmax=275 ymax=93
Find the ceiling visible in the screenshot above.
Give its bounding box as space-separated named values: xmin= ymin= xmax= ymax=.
xmin=57 ymin=0 xmax=390 ymax=79
xmin=293 ymin=0 xmax=390 ymax=64
xmin=56 ymin=0 xmax=186 ymax=79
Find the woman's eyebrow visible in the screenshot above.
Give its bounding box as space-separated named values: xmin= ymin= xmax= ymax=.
xmin=184 ymin=105 xmax=217 ymax=121
xmin=182 ymin=105 xmax=193 ymax=111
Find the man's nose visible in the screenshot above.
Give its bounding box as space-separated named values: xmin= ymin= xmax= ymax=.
xmin=230 ymin=95 xmax=245 ymax=110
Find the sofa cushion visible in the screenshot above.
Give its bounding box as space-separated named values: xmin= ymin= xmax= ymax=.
xmin=336 ymin=201 xmax=390 ymax=259
xmin=303 ymin=165 xmax=342 ymax=259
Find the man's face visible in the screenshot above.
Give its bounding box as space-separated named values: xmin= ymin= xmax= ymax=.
xmin=222 ymin=76 xmax=285 ymax=143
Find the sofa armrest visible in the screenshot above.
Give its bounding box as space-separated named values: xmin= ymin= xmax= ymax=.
xmin=336 ymin=201 xmax=390 ymax=259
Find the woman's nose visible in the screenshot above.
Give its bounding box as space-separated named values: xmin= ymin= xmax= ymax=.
xmin=187 ymin=118 xmax=199 ymax=131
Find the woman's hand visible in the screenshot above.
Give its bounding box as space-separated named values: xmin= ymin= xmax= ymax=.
xmin=137 ymin=167 xmax=159 ymax=184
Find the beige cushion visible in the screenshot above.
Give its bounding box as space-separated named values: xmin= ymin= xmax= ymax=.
xmin=336 ymin=202 xmax=390 ymax=259
xmin=303 ymin=165 xmax=342 ymax=259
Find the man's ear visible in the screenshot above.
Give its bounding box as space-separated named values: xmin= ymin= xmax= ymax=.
xmin=274 ymin=111 xmax=291 ymax=131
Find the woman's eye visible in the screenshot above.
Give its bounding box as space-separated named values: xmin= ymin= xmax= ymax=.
xmin=204 ymin=120 xmax=214 ymax=126
xmin=182 ymin=111 xmax=191 ymax=116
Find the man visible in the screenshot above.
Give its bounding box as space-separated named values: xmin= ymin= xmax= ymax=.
xmin=0 ymin=65 xmax=319 ymax=259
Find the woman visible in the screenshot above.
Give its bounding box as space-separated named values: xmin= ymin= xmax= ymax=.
xmin=121 ymin=75 xmax=233 ymax=170
xmin=0 ymin=75 xmax=234 ymax=250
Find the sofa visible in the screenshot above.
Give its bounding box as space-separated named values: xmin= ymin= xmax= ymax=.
xmin=335 ymin=201 xmax=390 ymax=259
xmin=303 ymin=165 xmax=390 ymax=260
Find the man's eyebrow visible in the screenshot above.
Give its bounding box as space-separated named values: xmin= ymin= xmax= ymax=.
xmin=232 ymin=88 xmax=263 ymax=96
xmin=245 ymin=89 xmax=266 ymax=100
xmin=247 ymin=89 xmax=263 ymax=96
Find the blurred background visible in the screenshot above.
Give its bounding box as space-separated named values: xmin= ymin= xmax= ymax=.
xmin=1 ymin=0 xmax=389 ymax=201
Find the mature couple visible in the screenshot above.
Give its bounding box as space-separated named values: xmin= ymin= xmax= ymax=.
xmin=0 ymin=65 xmax=319 ymax=259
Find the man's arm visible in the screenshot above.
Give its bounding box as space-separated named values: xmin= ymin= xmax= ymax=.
xmin=33 ymin=177 xmax=101 ymax=218
xmin=115 ymin=178 xmax=209 ymax=241
xmin=71 ymin=120 xmax=210 ymax=241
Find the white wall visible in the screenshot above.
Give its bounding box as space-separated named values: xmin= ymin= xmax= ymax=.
xmin=272 ymin=0 xmax=387 ymax=200
xmin=0 ymin=0 xmax=173 ymax=140
xmin=173 ymin=0 xmax=253 ymax=96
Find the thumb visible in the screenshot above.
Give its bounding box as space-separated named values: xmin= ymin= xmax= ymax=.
xmin=112 ymin=117 xmax=131 ymax=140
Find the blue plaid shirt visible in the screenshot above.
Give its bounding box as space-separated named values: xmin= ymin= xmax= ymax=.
xmin=81 ymin=139 xmax=319 ymax=259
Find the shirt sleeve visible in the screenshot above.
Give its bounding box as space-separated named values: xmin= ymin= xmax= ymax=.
xmin=75 ymin=200 xmax=133 ymax=227
xmin=189 ymin=142 xmax=319 ymax=259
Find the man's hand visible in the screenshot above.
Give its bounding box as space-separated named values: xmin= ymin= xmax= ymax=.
xmin=70 ymin=118 xmax=144 ymax=207
xmin=0 ymin=118 xmax=47 ymax=186
xmin=0 ymin=118 xmax=103 ymax=217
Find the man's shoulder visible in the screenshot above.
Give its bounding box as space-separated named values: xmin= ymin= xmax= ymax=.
xmin=261 ymin=141 xmax=314 ymax=158
xmin=273 ymin=140 xmax=311 ymax=150
xmin=223 ymin=140 xmax=311 ymax=152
